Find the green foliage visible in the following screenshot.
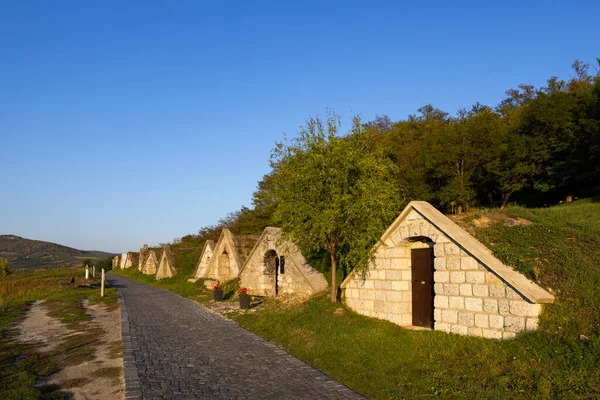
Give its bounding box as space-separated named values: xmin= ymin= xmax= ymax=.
xmin=361 ymin=59 xmax=600 ymax=210
xmin=269 ymin=111 xmax=406 ymax=300
xmin=96 ymin=256 xmax=113 ymax=271
xmin=0 ymin=260 xmax=9 ymax=278
xmin=220 ymin=277 xmax=241 ymax=300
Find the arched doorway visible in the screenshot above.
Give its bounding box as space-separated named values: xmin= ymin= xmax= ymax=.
xmin=264 ymin=250 xmax=280 ymax=295
xmin=411 ymin=246 xmax=434 ymax=328
xmin=219 ymin=249 xmax=230 ymax=281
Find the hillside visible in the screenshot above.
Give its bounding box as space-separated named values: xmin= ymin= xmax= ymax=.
xmin=0 ymin=235 xmax=115 ymax=271
xmin=232 ymin=199 xmax=600 ymax=398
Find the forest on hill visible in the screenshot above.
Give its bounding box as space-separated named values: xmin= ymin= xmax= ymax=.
xmin=170 ymin=59 xmax=600 ymax=296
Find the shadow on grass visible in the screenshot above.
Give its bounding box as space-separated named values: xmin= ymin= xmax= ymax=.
xmin=40 ymin=383 xmax=75 ymax=399
xmin=249 ymin=298 xmax=266 ymax=309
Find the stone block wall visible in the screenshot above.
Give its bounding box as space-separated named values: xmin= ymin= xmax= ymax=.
xmin=194 ymin=245 xmax=213 ymax=279
xmin=240 ymin=227 xmax=327 ymax=297
xmin=343 ymin=209 xmax=544 ymax=339
xmin=141 ymin=251 xmax=158 ymax=275
xmin=241 ymin=243 xmax=312 ymax=297
xmin=241 ymin=241 xmax=277 ymax=296
xmin=277 ymin=265 xmax=312 ymax=295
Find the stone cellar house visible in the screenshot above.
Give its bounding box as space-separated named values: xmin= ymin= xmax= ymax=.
xmin=141 ymin=250 xmax=159 ymax=275
xmin=341 ymin=201 xmax=554 ymax=339
xmin=123 ymin=252 xmax=138 ymax=269
xmin=240 ymin=227 xmax=328 ymax=297
xmin=203 ymin=229 xmax=257 ymax=283
xmin=138 ymin=244 xmax=149 ymax=272
xmin=192 ymin=240 xmax=215 ymax=280
xmin=156 ymin=245 xmax=177 ymax=280
xmin=112 ymin=255 xmax=120 ymax=269
xmin=119 ymin=253 xmax=128 ymax=269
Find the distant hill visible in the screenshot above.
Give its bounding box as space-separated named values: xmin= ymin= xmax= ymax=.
xmin=0 ymin=235 xmax=115 ymax=271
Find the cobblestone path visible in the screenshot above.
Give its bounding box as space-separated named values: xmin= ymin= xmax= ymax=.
xmin=107 ymin=274 xmax=366 ymax=400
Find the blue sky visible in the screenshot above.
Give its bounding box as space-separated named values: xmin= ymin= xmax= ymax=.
xmin=1 ymin=1 xmax=599 ymax=253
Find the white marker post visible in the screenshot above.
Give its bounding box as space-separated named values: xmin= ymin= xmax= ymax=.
xmin=101 ymin=268 xmax=105 ymax=297
xmin=85 ymin=265 xmax=89 ymax=280
xmin=92 ymin=265 xmax=96 ymax=277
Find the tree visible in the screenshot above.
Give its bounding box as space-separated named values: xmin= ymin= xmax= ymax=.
xmin=97 ymin=257 xmax=113 ymax=271
xmin=269 ymin=110 xmax=406 ymax=302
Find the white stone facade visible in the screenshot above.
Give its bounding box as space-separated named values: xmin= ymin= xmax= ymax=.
xmin=240 ymin=227 xmax=328 ymax=297
xmin=139 ymin=244 xmax=149 ymax=272
xmin=156 ymin=245 xmax=177 ymax=280
xmin=341 ymin=201 xmax=553 ymax=339
xmin=119 ymin=253 xmax=128 ymax=269
xmin=141 ymin=250 xmax=158 ymax=275
xmin=123 ymin=252 xmax=138 ymax=269
xmin=193 ymin=240 xmax=215 ymax=279
xmin=204 ymin=229 xmax=247 ymax=282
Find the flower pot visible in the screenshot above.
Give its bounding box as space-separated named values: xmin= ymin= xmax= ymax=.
xmin=239 ymin=294 xmax=251 ymax=309
xmin=213 ymin=289 xmax=223 ymax=301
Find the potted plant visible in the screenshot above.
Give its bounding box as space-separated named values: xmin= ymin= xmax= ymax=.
xmin=212 ymin=283 xmax=223 ymax=301
xmin=239 ymin=287 xmax=251 ymax=309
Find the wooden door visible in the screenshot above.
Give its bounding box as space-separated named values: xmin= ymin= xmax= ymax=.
xmin=411 ymin=248 xmax=434 ymax=328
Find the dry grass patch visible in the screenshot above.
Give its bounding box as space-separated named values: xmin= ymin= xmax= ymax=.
xmin=0 ymin=267 xmax=123 ymax=399
xmin=58 ymin=377 xmax=91 ymax=389
xmin=91 ymin=366 xmax=123 ymax=379
xmin=106 ymin=340 xmax=123 ymax=359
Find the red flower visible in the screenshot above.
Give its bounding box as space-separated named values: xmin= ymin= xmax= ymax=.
xmin=213 ymin=284 xmax=221 ymax=291
xmin=239 ymin=287 xmax=248 ymax=295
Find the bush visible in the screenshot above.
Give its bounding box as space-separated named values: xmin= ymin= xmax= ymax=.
xmin=0 ymin=260 xmax=9 ymax=278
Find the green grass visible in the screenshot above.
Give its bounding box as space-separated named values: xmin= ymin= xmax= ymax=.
xmin=0 ymin=267 xmax=119 ymax=399
xmin=459 ymin=199 xmax=600 ymax=339
xmin=234 ymin=294 xmax=599 ymax=399
xmin=232 ymin=200 xmax=600 ymax=399
xmin=110 ymin=247 xmax=242 ymax=303
xmin=108 ymin=200 xmax=600 ymax=398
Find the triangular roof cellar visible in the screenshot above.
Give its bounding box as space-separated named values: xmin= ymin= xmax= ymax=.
xmin=141 ymin=250 xmax=159 ymax=275
xmin=240 ymin=227 xmax=328 ymax=297
xmin=123 ymin=252 xmax=139 ymax=269
xmin=341 ymin=201 xmax=554 ymax=340
xmin=119 ymin=253 xmax=128 ymax=269
xmin=138 ymin=244 xmax=149 ymax=272
xmin=192 ymin=240 xmax=215 ymax=279
xmin=156 ymin=245 xmax=177 ymax=280
xmin=204 ymin=229 xmax=258 ymax=282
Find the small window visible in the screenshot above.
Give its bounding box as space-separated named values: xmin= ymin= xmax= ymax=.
xmin=279 ymin=256 xmax=285 ymax=274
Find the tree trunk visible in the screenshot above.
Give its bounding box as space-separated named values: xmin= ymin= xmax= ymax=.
xmin=500 ymin=190 xmax=514 ymax=210
xmin=330 ymin=252 xmax=337 ymax=302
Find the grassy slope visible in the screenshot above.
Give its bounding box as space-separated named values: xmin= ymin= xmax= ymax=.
xmin=232 ymin=200 xmax=600 ymax=399
xmin=0 ymin=268 xmax=119 ymax=400
xmin=107 ymin=200 xmax=600 ymax=398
